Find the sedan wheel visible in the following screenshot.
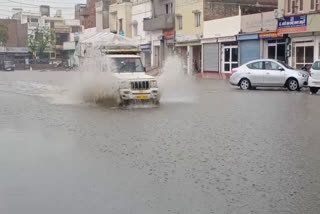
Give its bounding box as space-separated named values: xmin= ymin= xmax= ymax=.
xmin=239 ymin=79 xmax=250 ymax=90
xmin=287 ymin=79 xmax=299 ymax=91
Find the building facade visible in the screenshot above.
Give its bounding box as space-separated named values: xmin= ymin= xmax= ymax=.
xmin=96 ymin=0 xmax=110 ymax=31
xmin=109 ymin=0 xmax=133 ymax=38
xmin=175 ymin=0 xmax=203 ymax=74
xmin=132 ymin=0 xmax=152 ymax=69
xmin=75 ymin=0 xmax=99 ymax=29
xmin=277 ymin=0 xmax=320 ymax=69
xmin=200 ymin=0 xmax=277 ymax=74
xmin=143 ymin=0 xmax=175 ymax=68
xmin=0 ymin=19 xmax=28 ymax=68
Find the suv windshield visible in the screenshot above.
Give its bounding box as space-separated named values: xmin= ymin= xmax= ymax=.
xmin=113 ymin=58 xmax=144 ymax=73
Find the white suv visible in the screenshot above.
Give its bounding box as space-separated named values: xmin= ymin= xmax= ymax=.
xmin=309 ymin=61 xmax=320 ymax=94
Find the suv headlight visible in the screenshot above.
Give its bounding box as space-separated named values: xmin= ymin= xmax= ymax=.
xmin=119 ymin=81 xmax=130 ymax=89
xmin=150 ymin=80 xmax=157 ymax=88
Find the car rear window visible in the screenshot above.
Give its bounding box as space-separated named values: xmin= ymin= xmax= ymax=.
xmin=312 ymin=61 xmax=320 ymax=70
xmin=247 ymin=61 xmax=263 ymax=70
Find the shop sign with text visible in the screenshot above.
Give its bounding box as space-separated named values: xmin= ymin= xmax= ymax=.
xmin=277 ymin=15 xmax=307 ymax=34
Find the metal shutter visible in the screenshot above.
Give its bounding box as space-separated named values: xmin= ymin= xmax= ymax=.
xmin=203 ymin=43 xmax=219 ymax=72
xmin=240 ymin=40 xmax=260 ymax=65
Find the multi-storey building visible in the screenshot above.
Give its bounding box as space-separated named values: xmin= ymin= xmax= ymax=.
xmin=96 ymin=0 xmax=111 ymax=31
xmin=277 ymin=0 xmax=320 ymax=69
xmin=109 ymin=0 xmax=133 ymax=38
xmin=75 ymin=0 xmax=99 ymax=29
xmin=143 ymin=0 xmax=175 ymax=68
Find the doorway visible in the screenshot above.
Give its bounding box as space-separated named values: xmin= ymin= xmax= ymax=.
xmin=222 ymin=45 xmax=238 ymax=72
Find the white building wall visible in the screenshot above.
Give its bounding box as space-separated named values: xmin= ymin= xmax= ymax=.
xmin=132 ymin=0 xmax=152 ymax=44
xmin=203 ymin=15 xmax=241 ymax=39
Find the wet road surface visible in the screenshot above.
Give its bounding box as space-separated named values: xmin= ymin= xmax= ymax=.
xmin=1 ymin=71 xmax=320 ymax=214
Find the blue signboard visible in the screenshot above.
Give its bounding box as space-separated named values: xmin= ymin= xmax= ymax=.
xmin=278 ymin=15 xmax=307 ymax=29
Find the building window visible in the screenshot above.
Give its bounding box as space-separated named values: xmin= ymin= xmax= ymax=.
xmin=30 ymin=18 xmax=38 ymax=23
xmin=133 ymin=23 xmax=138 ymax=37
xmin=311 ymin=0 xmax=315 ymax=10
xmin=317 ymin=0 xmax=320 ymax=10
xmin=300 ymin=0 xmax=304 ymax=11
xmin=292 ymin=0 xmax=297 ymax=13
xmin=165 ymin=3 xmax=173 ymax=14
xmin=119 ymin=19 xmax=123 ymax=32
xmin=287 ymin=0 xmax=291 ymax=12
xmin=177 ymin=16 xmax=182 ymax=30
xmin=195 ymin=12 xmax=201 ymax=27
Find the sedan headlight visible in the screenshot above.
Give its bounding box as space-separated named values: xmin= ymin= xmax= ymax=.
xmin=298 ymin=72 xmax=308 ymax=78
xmin=119 ymin=81 xmax=130 ymax=89
xmin=150 ymin=80 xmax=157 ymax=88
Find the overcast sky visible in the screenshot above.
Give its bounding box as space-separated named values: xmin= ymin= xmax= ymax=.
xmin=0 ymin=0 xmax=86 ymax=19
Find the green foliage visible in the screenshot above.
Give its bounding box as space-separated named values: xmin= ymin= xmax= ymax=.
xmin=28 ymin=26 xmax=56 ymax=58
xmin=0 ymin=23 xmax=9 ymax=45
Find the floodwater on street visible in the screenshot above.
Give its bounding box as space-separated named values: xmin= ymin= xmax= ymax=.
xmin=1 ymin=70 xmax=320 ymax=214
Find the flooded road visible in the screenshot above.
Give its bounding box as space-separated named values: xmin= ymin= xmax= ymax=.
xmin=1 ymin=71 xmax=320 ymax=214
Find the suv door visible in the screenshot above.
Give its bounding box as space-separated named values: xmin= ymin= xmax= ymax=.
xmin=263 ymin=61 xmax=286 ymax=86
xmin=246 ymin=61 xmax=264 ymax=86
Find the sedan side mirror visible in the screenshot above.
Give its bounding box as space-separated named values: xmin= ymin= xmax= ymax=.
xmin=278 ymin=67 xmax=285 ymax=71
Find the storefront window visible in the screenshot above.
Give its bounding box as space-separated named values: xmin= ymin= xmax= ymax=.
xmin=295 ymin=45 xmax=314 ymax=69
xmin=267 ymin=39 xmax=286 ymax=62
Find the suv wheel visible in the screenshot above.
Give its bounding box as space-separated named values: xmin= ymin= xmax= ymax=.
xmin=310 ymin=87 xmax=319 ymax=94
xmin=287 ymin=79 xmax=299 ymax=91
xmin=239 ymin=79 xmax=250 ymax=90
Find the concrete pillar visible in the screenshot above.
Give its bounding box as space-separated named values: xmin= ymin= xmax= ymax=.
xmin=187 ymin=45 xmax=193 ymax=75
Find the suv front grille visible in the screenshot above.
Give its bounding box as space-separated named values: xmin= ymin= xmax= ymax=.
xmin=131 ymin=81 xmax=150 ymax=90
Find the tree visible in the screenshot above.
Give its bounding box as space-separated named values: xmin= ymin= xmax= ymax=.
xmin=28 ymin=26 xmax=56 ymax=60
xmin=0 ymin=22 xmax=8 ymax=46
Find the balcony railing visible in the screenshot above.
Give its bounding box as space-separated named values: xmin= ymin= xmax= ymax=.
xmin=143 ymin=14 xmax=174 ymax=31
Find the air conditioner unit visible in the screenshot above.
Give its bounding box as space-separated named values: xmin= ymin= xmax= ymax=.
xmin=274 ymin=9 xmax=285 ymax=20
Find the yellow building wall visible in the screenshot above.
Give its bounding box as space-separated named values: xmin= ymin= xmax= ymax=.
xmin=175 ymin=0 xmax=203 ymax=37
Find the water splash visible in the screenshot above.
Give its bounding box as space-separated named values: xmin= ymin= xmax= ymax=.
xmin=158 ymin=55 xmax=198 ymax=103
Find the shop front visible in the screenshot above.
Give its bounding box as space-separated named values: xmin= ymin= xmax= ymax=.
xmin=176 ymin=34 xmax=202 ymax=74
xmin=237 ymin=34 xmax=261 ymax=65
xmin=277 ymin=14 xmax=320 ymax=69
xmin=219 ymin=36 xmax=238 ymax=73
xmin=260 ymin=32 xmax=287 ymax=63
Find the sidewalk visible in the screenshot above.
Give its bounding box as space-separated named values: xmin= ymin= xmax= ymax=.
xmin=196 ymin=72 xmax=231 ymax=80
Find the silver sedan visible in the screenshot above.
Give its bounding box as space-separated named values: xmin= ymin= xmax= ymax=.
xmin=230 ymin=59 xmax=309 ymax=91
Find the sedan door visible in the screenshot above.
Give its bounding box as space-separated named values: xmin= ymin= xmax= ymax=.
xmin=245 ymin=61 xmax=264 ymax=86
xmin=263 ymin=61 xmax=286 ymax=86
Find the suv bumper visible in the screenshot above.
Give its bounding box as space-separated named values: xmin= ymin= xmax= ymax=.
xmin=119 ymin=88 xmax=159 ymax=101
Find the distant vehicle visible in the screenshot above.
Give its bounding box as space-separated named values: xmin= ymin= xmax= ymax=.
xmin=3 ymin=61 xmax=15 ymax=71
xmin=308 ymin=61 xmax=320 ymax=94
xmin=230 ymin=59 xmax=309 ymax=91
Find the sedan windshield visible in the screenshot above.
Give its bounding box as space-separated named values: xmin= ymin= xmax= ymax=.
xmin=277 ymin=60 xmax=294 ymax=69
xmin=113 ymin=58 xmax=144 ymax=73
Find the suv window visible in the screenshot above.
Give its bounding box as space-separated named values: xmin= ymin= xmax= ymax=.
xmin=264 ymin=61 xmax=283 ymax=70
xmin=312 ymin=61 xmax=320 ymax=70
xmin=247 ymin=61 xmax=263 ymax=70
